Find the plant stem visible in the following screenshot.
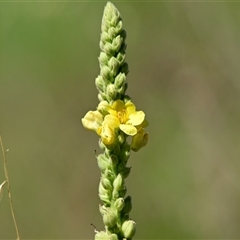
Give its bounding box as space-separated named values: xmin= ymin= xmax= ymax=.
xmin=0 ymin=133 xmax=20 ymax=240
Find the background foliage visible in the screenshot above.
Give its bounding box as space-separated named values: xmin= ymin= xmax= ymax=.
xmin=1 ymin=1 xmax=240 ymax=239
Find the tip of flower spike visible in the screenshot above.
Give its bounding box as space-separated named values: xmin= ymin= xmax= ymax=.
xmin=102 ymin=2 xmax=121 ymax=31
xmin=105 ymin=2 xmax=118 ymax=12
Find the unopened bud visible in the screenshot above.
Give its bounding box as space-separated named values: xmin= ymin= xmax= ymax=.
xmin=98 ymin=92 xmax=107 ymax=102
xmin=109 ymin=57 xmax=120 ymax=76
xmin=95 ymin=75 xmax=105 ymax=92
xmin=121 ymin=220 xmax=136 ymax=239
xmin=95 ymin=230 xmax=108 ymax=240
xmin=114 ymin=197 xmax=125 ymax=211
xmin=97 ymin=153 xmax=110 ymax=172
xmin=131 ymin=129 xmax=149 ymax=152
xmin=114 ymin=73 xmax=126 ymax=88
xmin=106 ymin=84 xmax=118 ymax=100
xmin=95 ymin=231 xmax=118 ymax=240
xmin=113 ymin=174 xmax=123 ymax=191
xmin=101 ymin=66 xmax=111 ymax=81
xmin=101 ymin=177 xmax=112 ymax=190
xmin=102 ymin=208 xmax=117 ymax=228
xmin=97 ymin=101 xmax=109 ymax=115
xmin=99 ymin=193 xmax=111 ymax=205
xmin=99 ymin=180 xmax=108 ymax=196
xmin=112 ymin=35 xmax=122 ymax=53
xmin=104 ymin=42 xmax=115 ymax=56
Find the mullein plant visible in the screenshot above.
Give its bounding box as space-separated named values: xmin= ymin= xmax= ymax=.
xmin=82 ymin=2 xmax=148 ymax=240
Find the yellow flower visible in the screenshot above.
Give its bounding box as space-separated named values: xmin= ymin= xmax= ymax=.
xmin=106 ymin=100 xmax=145 ymax=136
xmin=82 ymin=100 xmax=149 ymax=149
xmin=81 ymin=105 xmax=118 ymax=146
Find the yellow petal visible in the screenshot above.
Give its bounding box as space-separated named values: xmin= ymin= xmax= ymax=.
xmin=127 ymin=111 xmax=145 ymax=126
xmin=125 ymin=101 xmax=136 ymax=114
xmin=120 ymin=124 xmax=137 ymax=136
xmin=104 ymin=114 xmax=120 ymax=129
xmin=81 ymin=110 xmax=103 ymax=131
xmin=111 ymin=100 xmax=124 ymax=112
xmin=101 ymin=123 xmax=116 ymax=145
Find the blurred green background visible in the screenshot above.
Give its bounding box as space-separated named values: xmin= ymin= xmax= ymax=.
xmin=1 ymin=1 xmax=240 ymax=239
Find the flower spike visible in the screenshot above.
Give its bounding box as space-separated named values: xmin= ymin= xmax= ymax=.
xmin=81 ymin=2 xmax=149 ymax=239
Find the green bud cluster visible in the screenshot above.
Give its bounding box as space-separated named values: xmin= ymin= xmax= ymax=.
xmin=95 ymin=1 xmax=129 ymax=104
xmin=96 ymin=139 xmax=135 ymax=239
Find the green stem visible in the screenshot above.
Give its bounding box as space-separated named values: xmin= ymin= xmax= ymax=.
xmin=0 ymin=133 xmax=20 ymax=240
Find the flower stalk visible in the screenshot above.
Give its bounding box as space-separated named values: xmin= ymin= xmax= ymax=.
xmin=0 ymin=133 xmax=20 ymax=240
xmin=82 ymin=2 xmax=148 ymax=239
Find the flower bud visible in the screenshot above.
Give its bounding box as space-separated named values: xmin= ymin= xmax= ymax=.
xmin=112 ymin=35 xmax=123 ymax=53
xmin=118 ymin=83 xmax=127 ymax=94
xmin=101 ymin=177 xmax=112 ymax=190
xmin=109 ymin=57 xmax=120 ymax=76
xmin=100 ymin=32 xmax=110 ymax=46
xmin=95 ymin=231 xmax=118 ymax=240
xmin=109 ymin=234 xmax=118 ymax=240
xmin=131 ymin=129 xmax=149 ymax=152
xmin=112 ymin=189 xmax=119 ymax=200
xmin=121 ymin=220 xmax=136 ymax=239
xmin=99 ymin=204 xmax=107 ymax=216
xmin=113 ymin=174 xmax=123 ymax=191
xmin=101 ymin=66 xmax=111 ymax=81
xmin=99 ymin=193 xmax=111 ymax=205
xmin=99 ymin=180 xmax=109 ymax=197
xmin=108 ymin=26 xmax=118 ymax=41
xmin=106 ymin=84 xmax=118 ymax=100
xmin=95 ymin=75 xmax=105 ymax=92
xmin=104 ymin=169 xmax=114 ymax=182
xmin=102 ymin=208 xmax=117 ymax=228
xmin=114 ymin=197 xmax=125 ymax=211
xmin=115 ymin=20 xmax=123 ymax=35
xmin=94 ymin=230 xmax=109 ymax=240
xmin=97 ymin=153 xmax=110 ymax=172
xmin=114 ymin=73 xmax=126 ymax=88
xmin=104 ymin=42 xmax=115 ymax=56
xmin=97 ymin=100 xmax=109 ymax=115
xmin=116 ymin=52 xmax=125 ymax=65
